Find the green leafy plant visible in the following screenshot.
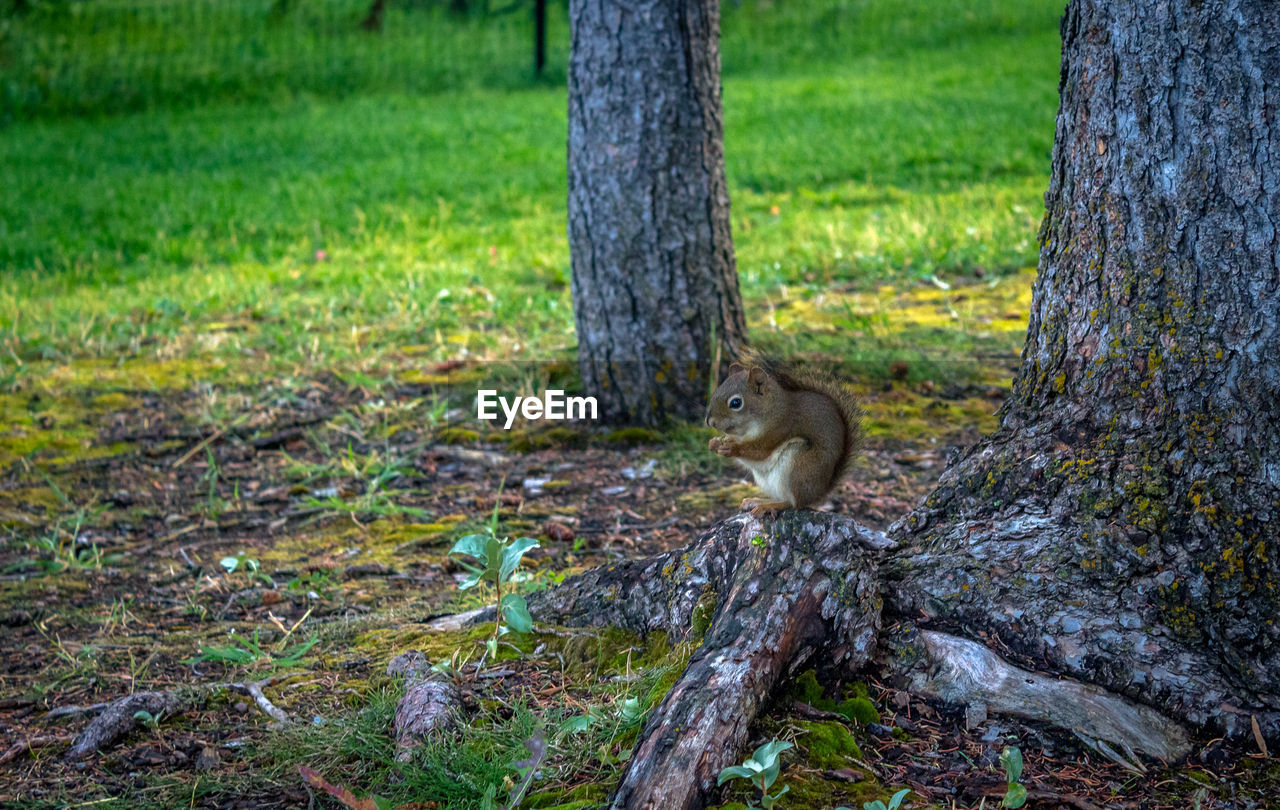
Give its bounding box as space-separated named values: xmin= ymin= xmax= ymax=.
xmin=220 ymin=552 xmax=274 ymax=587
xmin=133 ymin=709 xmax=164 ymax=734
xmin=286 ymin=569 xmax=336 ymax=599
xmin=200 ymin=445 xmax=236 ymax=520
xmin=449 ymin=489 xmax=539 ymax=659
xmin=1000 ymin=746 xmax=1027 ymax=808
xmin=857 ymin=787 xmax=912 ymax=810
xmin=184 ymin=628 xmax=319 ymax=668
xmin=7 ymin=467 xmax=116 ymax=575
xmin=717 ymin=739 xmax=793 ymax=809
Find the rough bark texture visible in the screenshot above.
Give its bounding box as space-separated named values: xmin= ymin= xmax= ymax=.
xmin=500 ymin=1 xmax=1280 ymax=807
xmin=527 ymin=512 xmax=1205 ymax=807
xmin=568 ymin=0 xmax=746 ymax=425
xmin=889 ymin=0 xmax=1279 ymax=742
xmin=65 ymin=690 xmax=196 ymax=761
xmin=529 ymin=512 xmax=887 ymax=810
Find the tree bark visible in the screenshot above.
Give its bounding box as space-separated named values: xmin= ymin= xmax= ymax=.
xmin=505 ymin=0 xmax=1280 ymax=807
xmin=526 ymin=512 xmax=888 ymax=810
xmin=888 ymin=0 xmax=1279 ymax=740
xmin=567 ymin=0 xmax=746 ymax=425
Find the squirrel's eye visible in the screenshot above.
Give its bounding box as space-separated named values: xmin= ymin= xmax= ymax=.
xmin=729 ymin=396 xmax=743 ymax=411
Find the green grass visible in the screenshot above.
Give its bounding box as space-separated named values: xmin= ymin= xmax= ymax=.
xmin=0 ymin=0 xmax=1061 ymax=391
xmin=0 ymin=2 xmax=1060 ymax=387
xmin=2 ymin=0 xmax=1057 ymax=120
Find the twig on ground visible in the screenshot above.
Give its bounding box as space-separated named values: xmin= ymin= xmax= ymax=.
xmin=171 ymin=426 xmax=228 ymax=469
xmin=230 ymin=676 xmax=291 ymax=725
xmin=43 ymin=702 xmax=110 ymax=721
xmin=0 ymin=735 xmax=72 ymax=765
xmin=63 ymin=675 xmax=295 ymax=760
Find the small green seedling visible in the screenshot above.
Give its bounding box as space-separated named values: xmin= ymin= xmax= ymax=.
xmin=133 ymin=709 xmax=164 ymax=735
xmin=286 ymin=569 xmax=335 ymax=598
xmin=449 ymin=488 xmax=539 ymax=658
xmin=220 ymin=552 xmax=273 ymax=587
xmin=184 ymin=628 xmax=318 ymax=668
xmin=717 ymin=739 xmax=793 ymax=809
xmin=1000 ymin=746 xmax=1027 ymax=808
xmin=858 ymin=788 xmax=911 ymax=810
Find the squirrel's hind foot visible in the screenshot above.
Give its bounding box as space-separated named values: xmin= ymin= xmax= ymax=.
xmin=741 ymin=498 xmax=792 ymax=518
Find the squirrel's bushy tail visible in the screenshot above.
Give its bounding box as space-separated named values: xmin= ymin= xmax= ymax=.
xmin=733 ymin=347 xmax=864 ymax=480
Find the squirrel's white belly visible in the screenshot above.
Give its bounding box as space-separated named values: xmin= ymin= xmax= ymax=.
xmin=738 ymin=438 xmax=805 ymax=504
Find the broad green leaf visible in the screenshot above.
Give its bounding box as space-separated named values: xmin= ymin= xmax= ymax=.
xmin=457 ymin=570 xmax=483 ymax=590
xmin=501 ymin=592 xmax=533 ymax=633
xmin=888 ymin=787 xmax=912 ymax=810
xmin=449 ymin=533 xmax=489 ymax=562
xmin=220 ymin=556 xmax=240 ymax=573
xmin=558 ymin=715 xmax=592 ymax=734
xmin=762 ymin=784 xmax=790 ymax=810
xmin=618 ymin=696 xmax=644 ymax=723
xmin=751 ymin=739 xmax=793 ymax=790
xmin=716 ymin=765 xmax=756 ymax=785
xmin=1000 ymin=746 xmax=1023 ymax=784
xmin=1003 ymin=783 xmax=1027 ymax=809
xmin=484 ymin=536 xmax=505 ymax=576
xmin=499 ymin=536 xmax=539 ymax=582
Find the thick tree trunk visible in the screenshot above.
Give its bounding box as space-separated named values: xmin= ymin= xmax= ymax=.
xmin=501 ymin=0 xmax=1280 ymax=807
xmin=567 ymin=0 xmax=746 ymax=425
xmin=889 ymin=0 xmax=1279 ymax=740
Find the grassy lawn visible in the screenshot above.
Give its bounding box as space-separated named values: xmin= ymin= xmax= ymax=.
xmin=0 ymin=0 xmax=1060 ymax=390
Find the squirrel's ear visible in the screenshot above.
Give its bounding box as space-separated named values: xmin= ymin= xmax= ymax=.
xmin=746 ymin=366 xmax=767 ymax=387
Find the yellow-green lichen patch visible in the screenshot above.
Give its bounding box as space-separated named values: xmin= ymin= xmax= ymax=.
xmin=436 ymin=426 xmax=480 ymax=444
xmin=43 ymin=355 xmax=252 ymax=391
xmin=602 ymin=427 xmax=664 ymax=447
xmin=524 ymin=783 xmax=609 ymax=809
xmin=860 ymin=387 xmax=998 ymax=444
xmin=259 ymin=516 xmax=461 ymax=570
xmin=396 ymin=364 xmax=487 ymax=387
xmin=753 ymin=268 xmax=1033 ymax=390
xmin=676 ymin=483 xmax=756 ymax=512
xmin=505 ymin=425 xmax=589 ymax=453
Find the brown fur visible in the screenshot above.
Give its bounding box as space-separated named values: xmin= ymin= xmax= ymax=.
xmin=704 ymin=349 xmax=863 ymax=512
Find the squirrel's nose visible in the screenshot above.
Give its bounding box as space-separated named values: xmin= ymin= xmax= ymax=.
xmin=705 ymin=413 xmax=714 ymax=429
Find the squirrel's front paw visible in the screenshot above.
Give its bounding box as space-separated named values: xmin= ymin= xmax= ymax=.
xmin=741 ymin=498 xmax=790 ymax=517
xmin=709 ymin=436 xmax=739 ymax=456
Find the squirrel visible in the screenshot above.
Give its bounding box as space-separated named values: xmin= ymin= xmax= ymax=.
xmin=705 ymin=350 xmax=862 ymax=517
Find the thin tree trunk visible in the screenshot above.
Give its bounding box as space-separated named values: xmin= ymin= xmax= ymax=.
xmin=534 ymin=0 xmax=547 ymax=74
xmin=568 ymin=0 xmax=746 ymax=425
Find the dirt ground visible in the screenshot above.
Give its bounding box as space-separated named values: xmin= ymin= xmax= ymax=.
xmin=1 ymin=367 xmax=1274 ymax=809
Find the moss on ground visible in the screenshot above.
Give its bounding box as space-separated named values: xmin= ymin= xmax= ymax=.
xmin=798 ymin=719 xmax=863 ymax=766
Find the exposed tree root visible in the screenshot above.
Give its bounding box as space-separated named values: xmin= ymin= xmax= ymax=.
xmin=63 ymin=676 xmax=293 ymax=760
xmin=229 ymin=677 xmax=291 ymax=726
xmin=386 ymin=650 xmax=461 ymax=761
xmin=0 ymin=735 xmax=73 ymax=765
xmin=522 ymin=512 xmax=884 ymax=810
xmin=900 ymin=629 xmax=1190 ymax=767
xmin=65 ymin=690 xmax=197 ymax=761
xmin=455 ymin=509 xmax=1276 ymax=810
